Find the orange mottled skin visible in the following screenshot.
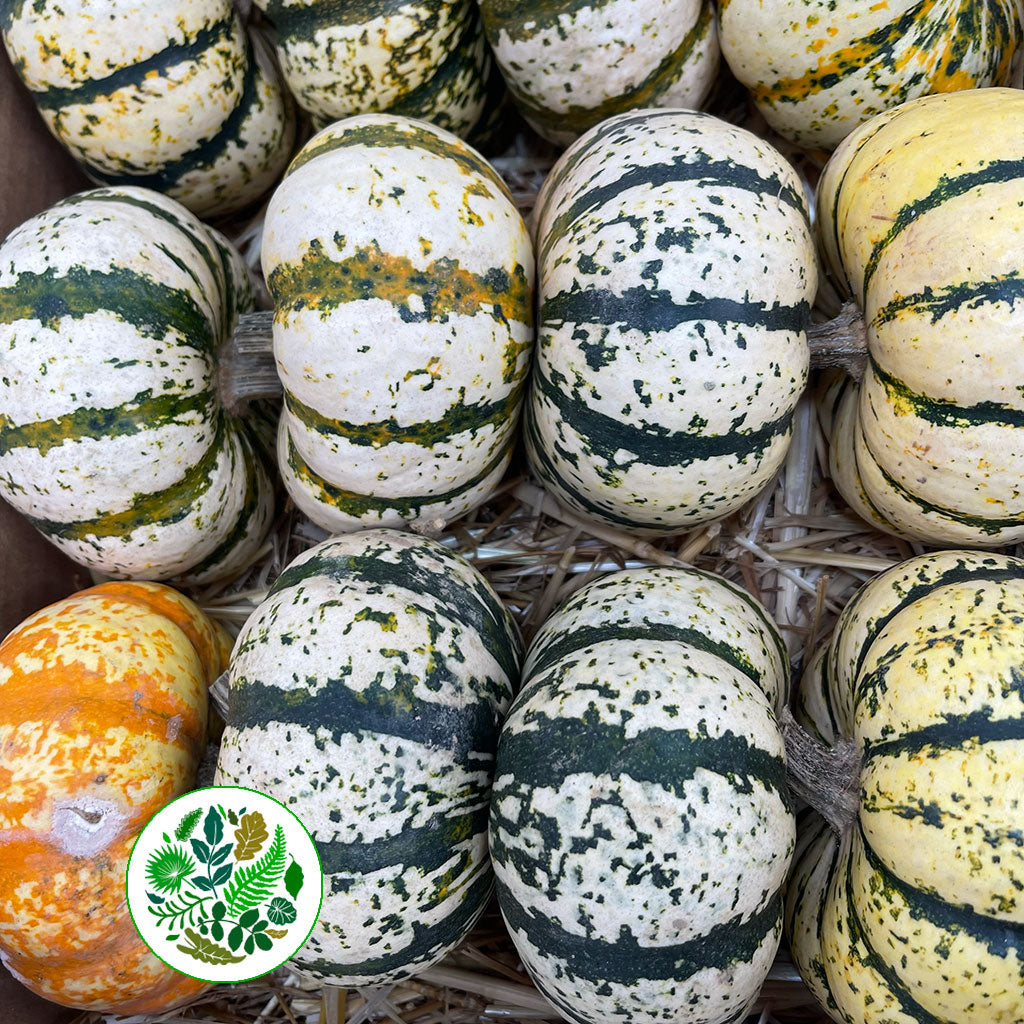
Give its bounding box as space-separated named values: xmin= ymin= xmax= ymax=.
xmin=0 ymin=582 xmax=230 ymax=1011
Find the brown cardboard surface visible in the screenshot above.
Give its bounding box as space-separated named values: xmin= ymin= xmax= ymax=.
xmin=0 ymin=43 xmax=91 ymax=1021
xmin=0 ymin=44 xmax=92 ymax=641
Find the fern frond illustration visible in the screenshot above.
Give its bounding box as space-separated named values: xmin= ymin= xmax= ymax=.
xmin=223 ymin=824 xmax=286 ymax=917
xmin=146 ymin=844 xmax=196 ymax=895
xmin=147 ymin=890 xmax=209 ymax=929
xmin=174 ymin=807 xmax=203 ymax=841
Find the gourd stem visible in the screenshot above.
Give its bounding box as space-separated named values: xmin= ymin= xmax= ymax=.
xmin=781 ymin=706 xmax=861 ymax=836
xmin=218 ymin=310 xmax=279 ymax=415
xmin=807 ymin=301 xmax=868 ymax=381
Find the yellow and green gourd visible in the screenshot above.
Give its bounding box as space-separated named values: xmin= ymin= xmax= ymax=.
xmin=1 ymin=0 xmax=295 ymax=217
xmin=526 ymin=108 xmax=816 ymax=534
xmin=0 ymin=186 xmax=275 ymax=583
xmin=478 ymin=0 xmax=720 ymax=145
xmin=253 ymin=0 xmax=506 ymax=145
xmin=786 ymin=549 xmax=1024 ymax=1024
xmin=262 ymin=113 xmax=534 ymax=534
xmin=719 ymin=0 xmax=1022 ymax=151
xmin=816 ymin=87 xmax=1024 ymax=547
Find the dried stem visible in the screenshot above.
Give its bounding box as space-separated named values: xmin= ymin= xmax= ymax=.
xmin=781 ymin=706 xmax=861 ymax=835
xmin=807 ymin=301 xmax=868 ymax=380
xmin=218 ymin=310 xmax=279 ymax=414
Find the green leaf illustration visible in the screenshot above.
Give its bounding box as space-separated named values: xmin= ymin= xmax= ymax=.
xmin=239 ymin=908 xmax=259 ymax=929
xmin=145 ymin=845 xmax=196 ymax=895
xmin=227 ymin=925 xmax=243 ymax=952
xmin=210 ymin=920 xmax=224 ymax=942
xmin=227 ymin=809 xmax=239 ymax=826
xmin=212 ymin=901 xmax=226 ymax=920
xmin=223 ymin=825 xmax=286 ymax=917
xmin=174 ymin=808 xmax=203 ymax=841
xmin=254 ymin=932 xmax=273 ymax=951
xmin=204 ymin=806 xmax=224 ymax=847
xmin=244 ymin=934 xmax=255 ymax=955
xmin=190 ymin=839 xmax=211 ymax=863
xmin=176 ymin=927 xmax=245 ymax=965
xmin=147 ymin=892 xmax=165 ymax=905
xmin=267 ymin=897 xmax=296 ymax=925
xmin=211 ymin=842 xmax=233 ymax=866
xmin=147 ymin=891 xmax=209 ymax=930
xmin=284 ymin=858 xmax=304 ymax=900
xmin=233 ymin=811 xmax=268 ymax=861
xmin=212 ymin=862 xmax=234 ymax=886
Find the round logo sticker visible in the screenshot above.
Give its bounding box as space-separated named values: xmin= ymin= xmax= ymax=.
xmin=127 ymin=786 xmax=323 ymax=983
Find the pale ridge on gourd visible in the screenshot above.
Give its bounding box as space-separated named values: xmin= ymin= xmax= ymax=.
xmin=262 ymin=113 xmax=534 ymax=534
xmin=215 ymin=529 xmax=522 ymax=985
xmin=491 ymin=566 xmax=794 ymax=1024
xmin=0 ymin=186 xmax=274 ymax=583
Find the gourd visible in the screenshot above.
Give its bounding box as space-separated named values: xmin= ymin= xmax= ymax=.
xmin=784 ymin=549 xmax=1024 ymax=1024
xmin=719 ymin=0 xmax=1022 ymax=151
xmin=0 ymin=581 xmax=229 ymax=1011
xmin=215 ymin=529 xmax=521 ymax=984
xmin=478 ymin=0 xmax=719 ymax=145
xmin=490 ymin=566 xmax=794 ymax=1024
xmin=526 ymin=109 xmax=816 ymax=535
xmin=253 ymin=0 xmax=506 ymax=145
xmin=0 ymin=186 xmax=275 ymax=583
xmin=260 ymin=113 xmax=533 ymax=534
xmin=814 ymin=88 xmax=1024 ymax=547
xmin=1 ymin=0 xmax=295 ymax=218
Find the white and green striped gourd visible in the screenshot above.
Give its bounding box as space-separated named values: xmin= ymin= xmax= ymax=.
xmin=254 ymin=0 xmax=506 ymax=145
xmin=526 ymin=109 xmax=817 ymax=534
xmin=785 ymin=550 xmax=1024 ymax=1024
xmin=0 ymin=186 xmax=274 ymax=583
xmin=479 ymin=0 xmax=720 ymax=146
xmin=1 ymin=0 xmax=295 ymax=218
xmin=261 ymin=113 xmax=534 ymax=534
xmin=719 ymin=0 xmax=1022 ymax=151
xmin=490 ymin=566 xmax=794 ymax=1024
xmin=215 ymin=529 xmax=522 ymax=984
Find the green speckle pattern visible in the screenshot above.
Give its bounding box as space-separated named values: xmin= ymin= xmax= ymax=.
xmin=785 ymin=550 xmax=1024 ymax=1024
xmin=479 ymin=0 xmax=720 ymax=145
xmin=253 ymin=0 xmax=503 ymax=145
xmin=527 ymin=109 xmax=816 ymax=535
xmin=1 ymin=0 xmax=295 ymax=217
xmin=262 ymin=113 xmax=534 ymax=534
xmin=215 ymin=529 xmax=522 ymax=985
xmin=490 ymin=566 xmax=793 ymax=1024
xmin=0 ymin=186 xmax=274 ymax=583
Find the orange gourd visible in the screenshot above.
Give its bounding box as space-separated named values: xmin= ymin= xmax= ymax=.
xmin=0 ymin=581 xmax=230 ymax=1011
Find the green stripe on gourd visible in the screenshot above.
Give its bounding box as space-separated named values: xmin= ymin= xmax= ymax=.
xmin=253 ymin=0 xmax=502 ymax=143
xmin=263 ymin=113 xmax=533 ymax=535
xmin=491 ymin=567 xmax=793 ymax=1024
xmin=528 ymin=109 xmax=814 ymax=535
xmin=479 ymin=0 xmax=719 ymax=145
xmin=719 ymin=0 xmax=1021 ymax=150
xmin=215 ymin=529 xmax=521 ymax=985
xmin=785 ymin=550 xmax=1024 ymax=1024
xmin=0 ymin=186 xmax=274 ymax=583
xmin=1 ymin=1 xmax=294 ymax=217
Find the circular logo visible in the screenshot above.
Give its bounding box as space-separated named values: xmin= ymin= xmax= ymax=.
xmin=127 ymin=786 xmax=323 ymax=983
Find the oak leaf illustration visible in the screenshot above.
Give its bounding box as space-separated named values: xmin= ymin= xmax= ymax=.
xmin=234 ymin=811 xmax=269 ymax=861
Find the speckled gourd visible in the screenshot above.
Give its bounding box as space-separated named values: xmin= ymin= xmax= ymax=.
xmin=0 ymin=581 xmax=230 ymax=1011
xmin=491 ymin=566 xmax=795 ymax=1024
xmin=526 ymin=108 xmax=816 ymax=534
xmin=215 ymin=529 xmax=521 ymax=984
xmin=262 ymin=113 xmax=534 ymax=534
xmin=785 ymin=549 xmax=1024 ymax=1024
xmin=719 ymin=0 xmax=1022 ymax=151
xmin=253 ymin=0 xmax=506 ymax=145
xmin=478 ymin=0 xmax=719 ymax=145
xmin=815 ymin=88 xmax=1024 ymax=546
xmin=0 ymin=0 xmax=295 ymax=217
xmin=0 ymin=186 xmax=275 ymax=583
